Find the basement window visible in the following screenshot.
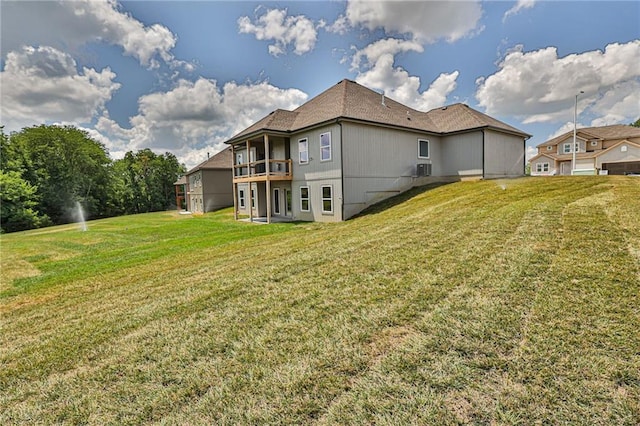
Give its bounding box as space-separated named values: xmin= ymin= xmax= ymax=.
xmin=239 ymin=189 xmax=245 ymax=208
xmin=300 ymin=186 xmax=310 ymax=212
xmin=321 ymin=185 xmax=333 ymax=214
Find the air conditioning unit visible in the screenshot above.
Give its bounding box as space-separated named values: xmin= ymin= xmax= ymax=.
xmin=416 ymin=163 xmax=432 ymax=177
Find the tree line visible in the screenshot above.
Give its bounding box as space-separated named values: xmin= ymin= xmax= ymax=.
xmin=1 ymin=125 xmax=185 ymax=233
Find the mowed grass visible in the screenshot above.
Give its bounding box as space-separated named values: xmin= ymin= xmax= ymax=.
xmin=1 ymin=176 xmax=638 ymax=425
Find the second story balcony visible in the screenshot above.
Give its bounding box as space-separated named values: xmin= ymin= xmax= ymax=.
xmin=233 ymin=159 xmax=292 ymax=183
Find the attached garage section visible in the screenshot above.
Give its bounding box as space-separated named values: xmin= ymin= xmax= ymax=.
xmin=602 ymin=161 xmax=640 ymax=175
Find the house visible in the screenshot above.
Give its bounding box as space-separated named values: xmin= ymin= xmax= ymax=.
xmin=173 ymin=175 xmax=187 ymax=210
xmin=183 ymin=147 xmax=233 ymax=213
xmin=224 ymin=79 xmax=530 ymax=223
xmin=529 ymin=125 xmax=640 ymax=176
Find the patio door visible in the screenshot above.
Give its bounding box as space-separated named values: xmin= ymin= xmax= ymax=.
xmin=273 ymin=188 xmax=292 ymax=217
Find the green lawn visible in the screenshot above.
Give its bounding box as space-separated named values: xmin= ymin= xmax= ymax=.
xmin=1 ymin=176 xmax=639 ymax=425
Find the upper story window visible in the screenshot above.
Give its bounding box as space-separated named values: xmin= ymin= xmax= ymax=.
xmin=320 ymin=132 xmax=331 ymax=161
xmin=299 ymin=138 xmax=309 ymax=164
xmin=418 ymin=139 xmax=430 ymax=159
xmin=562 ymin=142 xmax=579 ymax=154
xmin=547 ymin=146 xmax=553 ymax=151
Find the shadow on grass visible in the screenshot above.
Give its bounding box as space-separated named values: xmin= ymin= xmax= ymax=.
xmin=352 ymin=182 xmax=454 ymax=219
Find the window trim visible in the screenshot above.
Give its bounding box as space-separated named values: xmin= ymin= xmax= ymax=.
xmin=536 ymin=162 xmax=550 ymax=173
xmin=418 ymin=139 xmax=430 ymax=159
xmin=321 ymin=185 xmax=333 ymax=214
xmin=299 ymin=138 xmax=309 ymax=165
xmin=238 ymin=189 xmax=245 ymax=208
xmin=320 ymin=132 xmax=332 ymax=162
xmin=563 ymin=143 xmax=572 ymax=154
xmin=300 ymin=186 xmax=310 ymax=212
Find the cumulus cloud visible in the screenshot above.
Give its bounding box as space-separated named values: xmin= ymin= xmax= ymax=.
xmin=0 ymin=46 xmax=120 ymax=131
xmin=340 ymin=0 xmax=483 ymax=43
xmin=1 ymin=0 xmax=177 ymax=67
xmin=238 ymin=8 xmax=318 ymax=56
xmin=350 ymin=38 xmax=424 ymax=70
xmin=503 ymin=0 xmax=536 ymax=22
xmin=475 ymin=41 xmax=640 ymax=125
xmin=96 ymin=78 xmax=308 ymax=168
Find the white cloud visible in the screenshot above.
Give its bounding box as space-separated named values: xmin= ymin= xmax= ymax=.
xmin=503 ymin=0 xmax=536 ymax=22
xmin=0 ymin=46 xmax=120 ymax=132
xmin=343 ymin=0 xmax=483 ymax=43
xmin=238 ymin=8 xmax=318 ymax=56
xmin=1 ymin=0 xmax=177 ymax=67
xmin=475 ymin=41 xmax=640 ymax=125
xmin=350 ymin=38 xmax=423 ymax=70
xmin=526 ymin=145 xmax=537 ymax=161
xmin=95 ymin=78 xmax=308 ymax=168
xmin=589 ymin=80 xmax=640 ymax=127
xmin=355 ymin=50 xmax=459 ymax=111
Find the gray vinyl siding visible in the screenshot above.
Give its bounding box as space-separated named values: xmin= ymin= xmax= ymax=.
xmin=201 ymin=169 xmax=233 ymax=212
xmin=440 ymin=132 xmax=483 ymax=178
xmin=341 ymin=122 xmax=442 ymax=219
xmin=483 ymin=129 xmax=526 ymax=178
xmin=290 ymin=124 xmax=343 ymax=222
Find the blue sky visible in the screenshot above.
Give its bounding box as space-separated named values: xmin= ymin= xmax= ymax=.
xmin=2 ymin=1 xmax=639 ymax=168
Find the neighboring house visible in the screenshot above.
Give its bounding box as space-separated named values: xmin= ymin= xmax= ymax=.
xmin=183 ymin=147 xmax=233 ymax=213
xmin=224 ymin=79 xmax=530 ymax=223
xmin=173 ymin=175 xmax=187 ymax=210
xmin=530 ymin=125 xmax=640 ymax=176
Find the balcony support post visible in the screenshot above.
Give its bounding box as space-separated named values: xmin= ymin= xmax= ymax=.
xmin=265 ymin=134 xmax=271 ymax=224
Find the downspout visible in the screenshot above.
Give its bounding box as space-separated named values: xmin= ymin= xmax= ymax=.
xmin=339 ymin=120 xmax=344 ymax=221
xmin=481 ymin=129 xmax=485 ymax=179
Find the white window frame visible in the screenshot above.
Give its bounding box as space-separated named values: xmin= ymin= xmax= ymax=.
xmin=320 ymin=132 xmax=332 ymax=162
xmin=300 ymin=186 xmax=310 ymax=212
xmin=238 ymin=189 xmax=245 ymax=208
xmin=299 ymin=138 xmax=309 ymax=164
xmin=536 ymin=162 xmax=550 ymax=173
xmin=590 ymin=141 xmax=598 ymax=147
xmin=563 ymin=143 xmax=572 ymax=154
xmin=418 ymin=139 xmax=430 ymax=159
xmin=321 ymin=185 xmax=333 ymax=214
xmin=547 ymin=146 xmax=553 ymax=151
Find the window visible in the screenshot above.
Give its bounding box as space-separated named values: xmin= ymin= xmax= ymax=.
xmin=547 ymin=146 xmax=553 ymax=151
xmin=299 ymin=138 xmax=309 ymax=164
xmin=418 ymin=139 xmax=430 ymax=159
xmin=535 ymin=162 xmax=549 ymax=173
xmin=563 ymin=143 xmax=572 ymax=154
xmin=238 ymin=189 xmax=245 ymax=208
xmin=591 ymin=141 xmax=598 ymax=146
xmin=300 ymin=186 xmax=310 ymax=212
xmin=321 ymin=185 xmax=333 ymax=214
xmin=320 ymin=132 xmax=331 ymax=161
xmin=251 ymin=189 xmax=256 ymax=208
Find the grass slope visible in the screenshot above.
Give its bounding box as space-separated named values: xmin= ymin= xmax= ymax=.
xmin=1 ymin=177 xmax=639 ymax=425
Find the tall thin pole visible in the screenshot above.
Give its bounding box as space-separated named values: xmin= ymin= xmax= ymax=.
xmin=572 ymin=91 xmax=584 ymax=174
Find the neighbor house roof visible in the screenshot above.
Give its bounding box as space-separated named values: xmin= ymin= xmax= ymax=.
xmin=226 ymin=79 xmax=530 ymax=144
xmin=185 ymin=146 xmax=232 ymax=175
xmin=537 ymin=124 xmax=640 ymax=148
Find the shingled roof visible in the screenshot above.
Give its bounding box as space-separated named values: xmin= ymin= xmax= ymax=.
xmin=185 ymin=146 xmax=232 ymax=174
xmin=226 ymin=79 xmax=529 ymax=144
xmin=537 ymin=124 xmax=640 ymax=147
